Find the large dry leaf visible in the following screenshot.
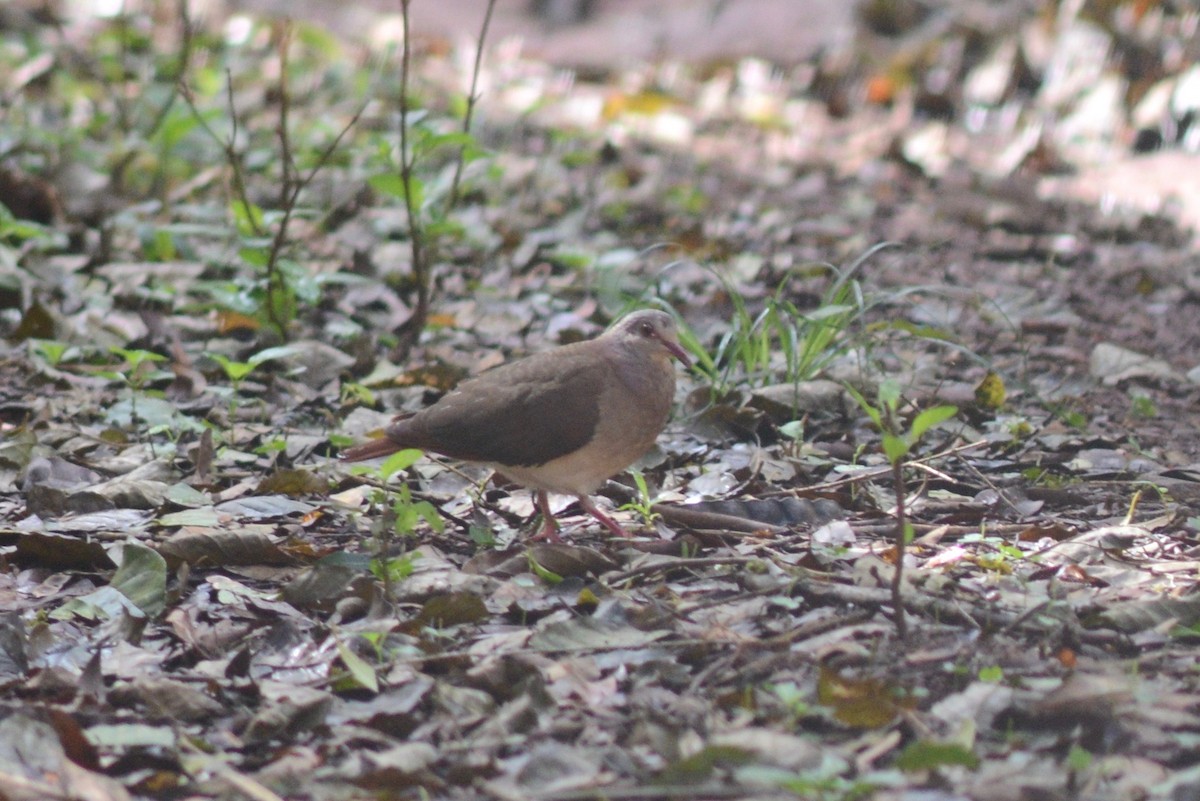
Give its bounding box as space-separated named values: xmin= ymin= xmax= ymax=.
xmin=157 ymin=527 xmax=296 ymax=567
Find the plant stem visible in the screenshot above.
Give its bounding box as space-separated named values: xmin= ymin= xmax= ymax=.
xmin=891 ymin=457 xmax=908 ymax=641
xmin=263 ymin=21 xmax=295 ymax=339
xmin=396 ymin=0 xmax=429 ymax=353
xmin=448 ymin=0 xmax=497 ymax=208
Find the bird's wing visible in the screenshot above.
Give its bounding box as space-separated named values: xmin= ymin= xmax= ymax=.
xmin=393 ymin=347 xmax=607 ymax=467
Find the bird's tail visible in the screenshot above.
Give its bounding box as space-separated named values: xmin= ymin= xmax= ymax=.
xmin=339 ymin=436 xmax=402 ymax=462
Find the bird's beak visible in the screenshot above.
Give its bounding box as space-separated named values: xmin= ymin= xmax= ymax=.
xmin=661 ymin=337 xmax=692 ymax=368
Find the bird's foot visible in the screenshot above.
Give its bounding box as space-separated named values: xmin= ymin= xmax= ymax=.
xmin=528 ymin=490 xmax=564 ymax=543
xmin=578 ymin=495 xmax=636 ymax=538
xmin=528 ymin=520 xmax=564 ymax=543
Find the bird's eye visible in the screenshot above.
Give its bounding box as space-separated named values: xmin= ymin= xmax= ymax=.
xmin=639 ymin=322 xmax=655 ymax=337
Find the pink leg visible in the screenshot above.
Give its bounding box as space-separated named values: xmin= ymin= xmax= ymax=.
xmin=527 ymin=490 xmax=564 ymax=543
xmin=577 ymin=495 xmax=634 ymax=538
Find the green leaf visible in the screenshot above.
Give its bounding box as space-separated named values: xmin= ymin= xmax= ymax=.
xmin=877 ymin=379 xmax=902 ymax=411
xmin=156 ymin=507 xmax=221 ymax=527
xmin=379 ymin=448 xmax=423 ymax=480
xmin=844 ymin=383 xmax=883 ymax=430
xmin=413 ymin=500 xmax=445 ymax=533
xmin=1067 ymin=745 xmax=1092 ymax=771
xmin=804 ymin=303 xmax=856 ymax=321
xmin=238 ymin=246 xmax=269 ymax=268
xmin=336 ymin=639 xmax=378 ymax=693
xmin=779 ymin=420 xmax=805 ymax=441
xmin=166 ymin=483 xmax=211 ymax=507
xmin=110 ymin=542 xmax=168 ymax=618
xmin=371 ymin=552 xmax=418 ymax=584
xmin=527 ymin=553 xmax=564 ymax=585
xmin=894 ymin=741 xmax=979 ymax=772
xmin=654 ymin=745 xmax=754 ymax=786
xmin=978 ymin=665 xmax=1003 ymax=683
xmin=86 ymin=723 xmax=176 ymax=749
xmin=672 ymin=322 xmax=714 ymax=374
xmin=369 ymin=172 xmax=423 ymax=208
xmin=424 ymin=218 xmax=463 ymax=239
xmin=293 ymin=21 xmax=342 ymax=56
xmin=111 ymin=347 xmax=166 ymax=367
xmin=910 ymin=405 xmax=957 ymax=441
xmin=279 ymin=258 xmax=321 ymax=304
xmin=155 ymin=107 xmax=202 ymax=151
xmin=208 ymin=353 xmax=256 ymax=382
xmin=997 ymin=544 xmax=1023 ymax=559
xmin=146 ymin=228 xmax=177 ymax=261
xmin=367 ymin=171 xmax=404 ymax=197
xmin=415 ymin=592 xmax=488 ymax=627
xmin=51 ymin=586 xmax=143 ymax=621
xmin=248 ymin=344 xmax=307 ymax=366
xmin=231 ymin=200 xmax=264 ymax=236
xmin=29 ymin=339 xmax=70 ymax=366
xmin=882 ymin=433 xmax=909 ymax=464
xmin=419 ymin=131 xmax=479 ymax=152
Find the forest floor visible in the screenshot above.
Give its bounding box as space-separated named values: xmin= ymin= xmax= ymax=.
xmin=3 ymin=1 xmax=1200 ymax=800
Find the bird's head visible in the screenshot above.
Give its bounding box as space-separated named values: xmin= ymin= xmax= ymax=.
xmin=612 ymin=309 xmax=692 ymax=368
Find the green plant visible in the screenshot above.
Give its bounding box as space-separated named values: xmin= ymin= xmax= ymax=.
xmin=895 ymin=740 xmax=979 ymax=772
xmin=28 ymin=339 xmax=77 ymax=368
xmin=618 ymin=470 xmax=661 ymax=529
xmin=370 ymin=549 xmax=420 ymax=591
xmin=527 ymin=552 xmax=564 ymax=585
xmin=978 ymin=665 xmax=1003 ymax=683
xmin=847 ymin=379 xmax=957 ymax=641
xmin=371 ymin=0 xmax=497 ymax=353
xmin=1130 ymin=393 xmax=1157 ymax=419
xmin=340 ymin=382 xmax=376 ymax=408
xmin=1049 ymin=402 xmax=1088 ymax=429
xmin=349 ymin=448 xmax=443 ymax=599
xmin=179 ymin=20 xmax=365 ymax=339
xmin=0 ymin=207 xmax=64 ymax=252
xmin=770 ymin=681 xmax=813 ymax=719
xmin=332 ymin=633 xmax=379 ymax=693
xmin=253 ymin=437 xmax=288 ymax=456
xmin=771 ymin=775 xmax=881 ymax=801
xmin=100 ymin=347 xmax=171 ymax=433
xmin=696 ymin=250 xmax=877 ymax=392
xmin=469 ymin=523 xmax=497 ymax=548
xmin=1066 ymin=745 xmax=1092 ymax=772
xmin=207 ymin=343 xmax=305 ymax=421
xmin=779 ymin=419 xmax=806 ymax=457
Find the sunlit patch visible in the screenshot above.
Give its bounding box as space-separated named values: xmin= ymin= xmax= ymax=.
xmin=224 ymin=13 xmax=254 ymax=45
xmin=89 ymin=0 xmax=126 ymax=17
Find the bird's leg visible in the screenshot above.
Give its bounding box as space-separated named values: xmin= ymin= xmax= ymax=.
xmin=528 ymin=490 xmax=564 ymax=543
xmin=578 ymin=495 xmax=635 ymax=538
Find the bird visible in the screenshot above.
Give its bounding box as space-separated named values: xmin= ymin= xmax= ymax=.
xmin=341 ymin=309 xmax=691 ymax=541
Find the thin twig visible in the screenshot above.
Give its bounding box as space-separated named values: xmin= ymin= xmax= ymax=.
xmin=602 ymin=556 xmax=766 ymax=586
xmin=179 ymin=737 xmax=288 ymax=801
xmin=178 ymin=70 xmax=262 ymax=236
xmin=143 ymin=0 xmax=195 ymax=142
xmin=890 ymin=456 xmax=908 ymax=640
xmin=956 ymin=455 xmax=1039 ymax=518
xmin=789 ymin=438 xmax=988 ymax=495
xmin=396 ymin=0 xmax=429 ymax=349
xmin=180 ymin=20 xmax=366 ymax=341
xmin=262 ymin=21 xmax=295 ymax=337
xmin=448 ymin=0 xmax=498 ymax=207
xmin=906 ymin=460 xmax=956 ymax=483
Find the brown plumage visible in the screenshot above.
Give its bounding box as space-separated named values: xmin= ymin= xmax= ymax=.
xmin=341 ymin=309 xmax=690 ymax=540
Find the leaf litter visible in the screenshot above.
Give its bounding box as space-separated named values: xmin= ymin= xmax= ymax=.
xmin=2 ymin=1 xmax=1200 ymax=800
